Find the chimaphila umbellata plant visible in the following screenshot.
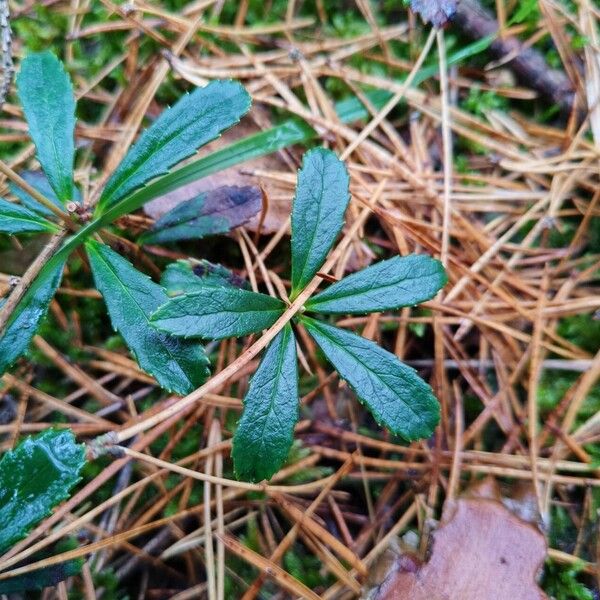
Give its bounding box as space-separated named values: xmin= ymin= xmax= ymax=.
xmin=0 ymin=51 xmax=445 ymax=585
xmin=0 ymin=51 xmax=252 ymax=393
xmin=0 ymin=50 xmax=254 ymax=585
xmin=151 ymin=148 xmax=448 ymax=482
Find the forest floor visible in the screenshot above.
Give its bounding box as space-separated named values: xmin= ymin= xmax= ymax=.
xmin=0 ymin=0 xmax=599 ymax=598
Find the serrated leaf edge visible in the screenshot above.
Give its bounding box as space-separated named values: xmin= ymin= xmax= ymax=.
xmin=85 ymin=241 xmax=210 ymax=394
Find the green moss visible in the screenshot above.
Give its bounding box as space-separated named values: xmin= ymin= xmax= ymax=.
xmin=461 ymin=85 xmax=509 ymax=117
xmin=284 ymin=546 xmax=334 ymax=590
xmin=542 ymin=560 xmax=594 ymax=600
xmin=558 ymin=314 xmax=600 ymax=355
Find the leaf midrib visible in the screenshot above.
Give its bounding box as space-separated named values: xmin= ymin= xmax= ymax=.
xmin=0 ymin=210 xmax=57 ymax=231
xmin=101 ymin=86 xmax=241 ymax=207
xmin=309 ymin=273 xmax=431 ymax=305
xmin=294 ymin=158 xmax=327 ymax=292
xmin=306 ymin=320 xmax=427 ymax=429
xmin=165 ymin=300 xmax=285 ymax=319
xmin=34 ymin=58 xmax=72 ymax=201
xmin=164 ymin=307 xmax=284 ymax=319
xmin=255 ymin=327 xmax=292 ymax=458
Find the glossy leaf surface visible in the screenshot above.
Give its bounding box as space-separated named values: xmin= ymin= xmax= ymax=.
xmin=232 ymin=324 xmax=299 ymax=482
xmin=301 ymin=317 xmax=439 ymax=440
xmin=141 ymin=185 xmax=261 ymax=244
xmin=162 ymin=259 xmax=248 ymax=296
xmin=0 ymin=429 xmax=86 ymax=553
xmin=0 ymin=198 xmax=59 ymax=234
xmin=306 ymin=254 xmax=447 ymax=314
xmin=26 ymin=53 xmax=486 ymax=238
xmin=151 ymin=286 xmax=285 ymax=340
xmin=16 ymin=52 xmax=76 ymax=202
xmin=0 ymin=258 xmax=65 ymax=375
xmin=290 ymin=148 xmax=350 ymax=297
xmin=86 ymin=241 xmax=209 ymax=395
xmin=103 ymin=89 xmax=392 ymax=224
xmin=97 ymin=80 xmax=251 ymax=211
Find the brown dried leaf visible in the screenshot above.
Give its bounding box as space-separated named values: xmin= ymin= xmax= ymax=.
xmin=367 ymin=495 xmax=547 ymax=600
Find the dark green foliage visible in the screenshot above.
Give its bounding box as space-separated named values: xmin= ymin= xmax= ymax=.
xmin=16 ymin=52 xmax=76 ymax=202
xmin=9 ymin=171 xmax=80 ymax=216
xmin=0 ymin=559 xmax=83 ymax=593
xmin=0 ymin=199 xmax=58 ymax=234
xmin=161 ymin=259 xmax=248 ymax=296
xmin=151 ymin=286 xmax=286 ymax=340
xmin=300 ymin=316 xmax=440 ymax=439
xmin=1 ymin=53 xmax=251 ymax=388
xmin=151 ymin=148 xmax=446 ymax=480
xmin=86 ymin=241 xmax=209 ymax=395
xmin=231 ymin=325 xmax=299 ymax=482
xmin=141 ymin=185 xmax=261 ymax=244
xmin=0 ymin=258 xmax=66 ymax=374
xmin=97 ymin=81 xmax=251 ymax=211
xmin=290 ymin=148 xmax=350 ymax=297
xmin=0 ymin=429 xmax=86 ymax=553
xmin=106 ymin=88 xmax=394 ymax=225
xmin=7 ymin=49 xmax=448 ymax=485
xmin=306 ymin=254 xmax=447 ymax=314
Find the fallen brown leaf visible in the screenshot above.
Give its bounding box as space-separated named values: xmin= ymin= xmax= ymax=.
xmin=366 ymin=483 xmax=547 ymax=600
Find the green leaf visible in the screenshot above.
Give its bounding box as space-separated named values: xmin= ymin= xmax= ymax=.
xmin=93 ymin=118 xmax=313 ymax=228
xmin=290 ymin=148 xmax=350 ymax=298
xmin=97 ymin=80 xmax=251 ymax=212
xmin=0 ymin=258 xmax=66 ymax=375
xmin=508 ymin=0 xmax=538 ymax=25
xmin=306 ymin=254 xmax=447 ymax=314
xmin=151 ymin=286 xmax=285 ymax=340
xmin=83 ymin=43 xmax=489 ymax=223
xmin=141 ymin=185 xmax=261 ymax=244
xmin=86 ymin=240 xmax=209 ymax=395
xmin=301 ymin=317 xmax=439 ymax=440
xmin=9 ymin=172 xmax=79 ymax=217
xmin=0 ymin=429 xmax=86 ymax=554
xmin=38 ymin=49 xmax=486 ymax=233
xmin=16 ymin=52 xmax=76 ymax=202
xmin=21 ymin=70 xmax=476 ymax=263
xmin=232 ymin=324 xmax=298 ymax=482
xmin=0 ymin=559 xmax=83 ymax=593
xmin=0 ymin=198 xmax=59 ymax=234
xmin=162 ymin=259 xmax=248 ymax=296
